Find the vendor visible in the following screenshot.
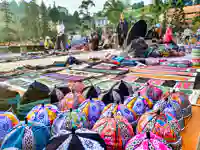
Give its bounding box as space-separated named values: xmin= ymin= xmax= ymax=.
xmin=55 ymin=21 xmax=66 ymax=51
xmin=117 ymin=13 xmax=128 ymax=48
xmin=44 ymin=36 xmax=54 ymax=50
xmin=163 ymin=24 xmax=177 ymax=47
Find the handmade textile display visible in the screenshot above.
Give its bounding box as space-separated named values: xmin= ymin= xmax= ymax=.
xmin=137 ymin=110 xmax=182 ymax=149
xmin=124 ymin=93 xmax=153 ymax=116
xmin=125 ymin=132 xmax=172 ymax=150
xmin=1 ymin=119 xmax=50 ymax=150
xmin=26 ymin=104 xmax=59 ymax=126
xmin=51 ymin=109 xmax=89 ymax=136
xmin=59 ymin=92 xmax=85 ymax=111
xmin=46 ymin=128 xmax=107 ymax=150
xmin=93 ymin=115 xmax=134 ymax=150
xmin=0 ymin=112 xmax=19 ymax=142
xmin=78 ymin=98 xmax=105 ymax=128
xmin=153 ymin=98 xmax=185 ymax=130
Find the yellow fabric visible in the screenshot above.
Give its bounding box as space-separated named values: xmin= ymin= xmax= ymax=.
xmin=44 ymin=40 xmax=54 ymax=49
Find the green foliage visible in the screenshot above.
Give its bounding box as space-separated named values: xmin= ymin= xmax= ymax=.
xmin=103 ymin=0 xmax=125 ymax=24
xmin=1 ymin=0 xmax=15 ymax=42
xmin=49 ymin=1 xmax=60 ymax=23
xmin=132 ymin=1 xmax=144 ymax=9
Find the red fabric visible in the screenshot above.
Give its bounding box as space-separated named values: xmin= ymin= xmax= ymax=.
xmin=164 ymin=27 xmax=173 ymax=43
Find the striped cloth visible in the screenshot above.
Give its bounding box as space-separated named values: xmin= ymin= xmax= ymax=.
xmin=192 ymin=46 xmax=200 ymax=66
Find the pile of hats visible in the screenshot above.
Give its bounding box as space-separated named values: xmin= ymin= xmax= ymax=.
xmin=0 ymin=80 xmax=192 ymax=150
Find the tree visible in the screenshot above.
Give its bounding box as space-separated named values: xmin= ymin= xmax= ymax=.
xmin=40 ymin=0 xmax=50 ymax=38
xmin=73 ymin=11 xmax=81 ymax=25
xmin=132 ymin=1 xmax=144 ymax=9
xmin=103 ymin=0 xmax=125 ymax=24
xmin=171 ymin=0 xmax=186 ymax=32
xmin=1 ymin=0 xmax=15 ymax=42
xmin=79 ymin=0 xmax=95 ymax=31
xmin=49 ymin=1 xmax=60 ymax=23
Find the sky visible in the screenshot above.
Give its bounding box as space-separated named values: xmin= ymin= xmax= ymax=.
xmin=16 ymin=0 xmax=152 ymax=14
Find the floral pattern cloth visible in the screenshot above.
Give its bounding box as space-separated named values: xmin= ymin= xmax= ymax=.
xmin=46 ymin=128 xmax=106 ymax=150
xmin=93 ymin=115 xmax=134 ymax=150
xmin=100 ymin=103 xmax=138 ymax=125
xmin=78 ymin=98 xmax=105 ymax=128
xmin=125 ymin=132 xmax=172 ymax=150
xmin=0 ymin=112 xmax=19 ymax=141
xmin=124 ymin=95 xmax=153 ymax=116
xmin=153 ymin=99 xmax=185 ymax=130
xmin=51 ymin=109 xmax=89 ymax=136
xmin=170 ymin=91 xmax=192 ymax=117
xmin=26 ymin=104 xmax=59 ymax=126
xmin=137 ymin=110 xmax=181 ymax=144
xmin=140 ymin=84 xmax=163 ymax=102
xmin=1 ymin=121 xmax=50 ymax=150
xmin=59 ymin=92 xmax=85 ymax=111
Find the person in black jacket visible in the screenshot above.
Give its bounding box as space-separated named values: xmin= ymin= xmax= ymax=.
xmin=117 ymin=13 xmax=128 ymax=48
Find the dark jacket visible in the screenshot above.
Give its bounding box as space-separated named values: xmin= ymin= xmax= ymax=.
xmin=117 ymin=20 xmax=128 ymax=37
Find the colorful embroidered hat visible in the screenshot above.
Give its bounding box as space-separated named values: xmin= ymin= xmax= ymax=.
xmin=99 ymin=89 xmax=122 ymax=105
xmin=50 ymin=86 xmax=70 ymax=104
xmin=26 ymin=104 xmax=59 ymax=126
xmin=100 ymin=102 xmax=138 ymax=126
xmin=20 ymin=81 xmax=50 ymax=105
xmin=153 ymin=98 xmax=185 ymax=130
xmin=46 ymin=128 xmax=106 ymax=150
xmin=0 ymin=112 xmax=19 ymax=143
xmin=78 ymin=98 xmax=105 ymax=128
xmin=137 ymin=110 xmax=182 ymax=150
xmin=69 ymin=82 xmax=85 ymax=93
xmin=111 ymin=80 xmax=133 ymax=103
xmin=1 ymin=119 xmax=50 ymax=150
xmin=59 ymin=92 xmax=85 ymax=111
xmin=82 ymin=84 xmax=101 ymax=99
xmin=170 ymin=90 xmax=192 ymax=118
xmin=125 ymin=132 xmax=172 ymax=150
xmin=124 ymin=93 xmax=153 ymax=116
xmin=140 ymin=83 xmax=163 ymax=102
xmin=51 ymin=109 xmax=89 ymax=136
xmin=93 ymin=115 xmax=134 ymax=150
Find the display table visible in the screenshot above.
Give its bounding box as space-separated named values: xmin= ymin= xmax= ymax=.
xmin=182 ymin=105 xmax=200 ymax=150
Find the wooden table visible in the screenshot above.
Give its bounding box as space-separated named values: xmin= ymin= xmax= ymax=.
xmin=182 ymin=105 xmax=200 ymax=150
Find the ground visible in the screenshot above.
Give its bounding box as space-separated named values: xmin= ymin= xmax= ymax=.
xmin=0 ymin=49 xmax=121 ymax=71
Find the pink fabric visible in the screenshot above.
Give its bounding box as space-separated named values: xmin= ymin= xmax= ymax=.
xmin=164 ymin=27 xmax=173 ymax=43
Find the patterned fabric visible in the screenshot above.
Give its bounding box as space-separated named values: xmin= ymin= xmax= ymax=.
xmin=140 ymin=84 xmax=163 ymax=102
xmin=46 ymin=128 xmax=106 ymax=150
xmin=1 ymin=121 xmax=50 ymax=150
xmin=137 ymin=110 xmax=181 ymax=144
xmin=68 ymin=82 xmax=85 ymax=93
xmin=100 ymin=103 xmax=138 ymax=125
xmin=125 ymin=132 xmax=172 ymax=150
xmin=93 ymin=115 xmax=134 ymax=150
xmin=50 ymin=88 xmax=65 ymax=104
xmin=124 ymin=95 xmax=153 ymax=116
xmin=0 ymin=112 xmax=19 ymax=141
xmin=59 ymin=92 xmax=85 ymax=111
xmin=26 ymin=104 xmax=59 ymax=126
xmin=153 ymin=99 xmax=184 ymax=130
xmin=51 ymin=109 xmax=89 ymax=136
xmin=170 ymin=91 xmax=192 ymax=118
xmin=78 ymin=98 xmax=105 ymax=128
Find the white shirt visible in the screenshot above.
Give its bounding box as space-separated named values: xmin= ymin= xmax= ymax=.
xmin=57 ymin=23 xmax=65 ymax=36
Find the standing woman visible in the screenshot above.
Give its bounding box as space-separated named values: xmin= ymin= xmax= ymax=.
xmin=55 ymin=21 xmax=66 ymax=51
xmin=117 ymin=13 xmax=128 ymax=48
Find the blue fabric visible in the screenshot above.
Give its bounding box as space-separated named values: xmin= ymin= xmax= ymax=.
xmin=8 ymin=94 xmax=20 ymax=105
xmin=1 ymin=121 xmax=50 ymax=150
xmin=112 ymin=56 xmax=124 ymax=62
xmin=120 ymin=60 xmax=137 ymax=66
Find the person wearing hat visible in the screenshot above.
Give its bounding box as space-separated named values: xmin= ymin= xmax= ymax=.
xmin=55 ymin=21 xmax=66 ymax=51
xmin=117 ymin=13 xmax=128 ymax=48
xmin=44 ymin=36 xmax=54 ymax=50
